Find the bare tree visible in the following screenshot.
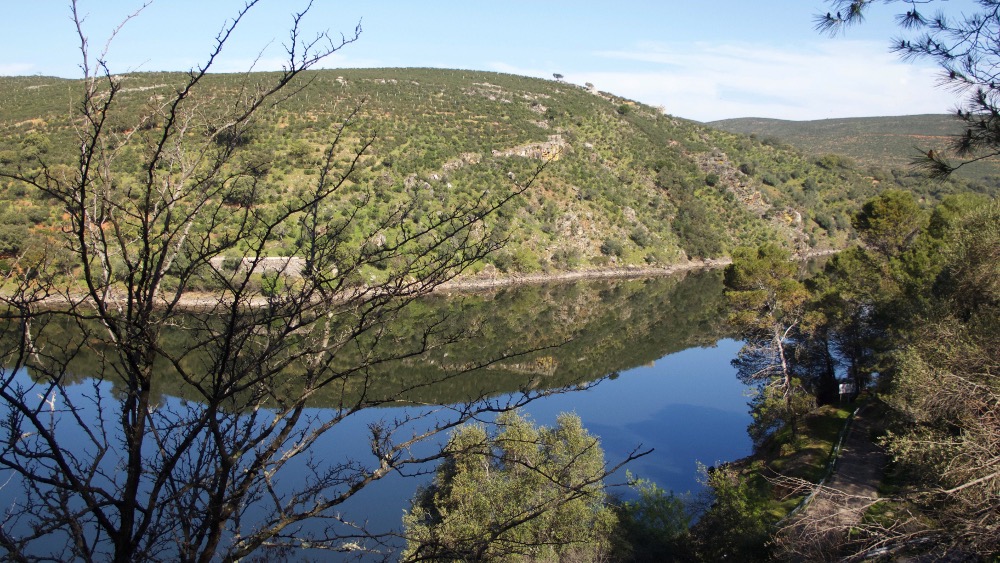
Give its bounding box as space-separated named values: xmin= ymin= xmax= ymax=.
xmin=772 ymin=474 xmax=933 ymax=562
xmin=0 ymin=2 xmax=607 ymax=561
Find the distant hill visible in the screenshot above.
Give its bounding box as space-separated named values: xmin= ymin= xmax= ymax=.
xmin=0 ymin=70 xmax=993 ymax=277
xmin=708 ymin=114 xmax=1000 ymax=182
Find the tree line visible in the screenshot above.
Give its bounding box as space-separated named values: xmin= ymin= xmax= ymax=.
xmin=0 ymin=0 xmax=997 ymax=560
xmin=398 ymin=187 xmax=997 ymax=561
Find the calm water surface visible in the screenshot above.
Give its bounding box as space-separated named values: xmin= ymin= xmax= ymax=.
xmin=337 ymin=337 xmax=752 ymax=541
xmin=1 ymin=270 xmax=753 ymax=558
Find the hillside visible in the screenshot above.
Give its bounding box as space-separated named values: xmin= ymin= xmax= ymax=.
xmin=708 ymin=114 xmax=1000 ymax=182
xmin=0 ymin=69 xmax=992 ymax=279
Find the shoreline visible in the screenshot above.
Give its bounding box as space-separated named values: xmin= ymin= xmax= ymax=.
xmin=435 ymin=248 xmax=838 ymax=293
xmin=13 ymin=250 xmax=838 ymax=309
xmin=433 ymin=258 xmax=732 ymax=293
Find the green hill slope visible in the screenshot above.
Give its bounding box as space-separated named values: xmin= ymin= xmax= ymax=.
xmin=708 ymin=114 xmax=1000 ymax=182
xmin=0 ymin=70 xmax=991 ymax=277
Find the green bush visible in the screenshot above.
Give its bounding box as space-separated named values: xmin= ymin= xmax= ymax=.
xmin=260 ymin=272 xmax=284 ymax=297
xmin=403 ymin=413 xmax=617 ymax=560
xmin=690 ymin=464 xmax=772 ymax=562
xmin=673 ymin=201 xmax=725 ymax=258
xmin=629 ymin=228 xmax=652 ymax=248
xmin=613 ymin=475 xmax=693 ymax=561
xmin=600 ymin=238 xmax=625 ymax=257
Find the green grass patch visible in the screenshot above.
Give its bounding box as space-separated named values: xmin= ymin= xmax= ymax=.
xmin=767 ymin=403 xmax=853 ymax=481
xmin=746 ymin=402 xmax=856 ymax=518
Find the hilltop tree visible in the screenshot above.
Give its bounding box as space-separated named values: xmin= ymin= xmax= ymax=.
xmin=818 ymin=0 xmax=1000 ymax=177
xmin=0 ymin=2 xmax=604 ymax=561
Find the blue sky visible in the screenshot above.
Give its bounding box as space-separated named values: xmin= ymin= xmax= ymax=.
xmin=0 ymin=1 xmax=975 ymax=121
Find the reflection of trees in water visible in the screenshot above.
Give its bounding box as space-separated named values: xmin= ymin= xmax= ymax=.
xmin=11 ymin=269 xmax=729 ymax=408
xmin=0 ymin=270 xmax=727 ymax=559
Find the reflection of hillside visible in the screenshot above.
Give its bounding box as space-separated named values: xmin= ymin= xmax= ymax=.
xmin=306 ymin=269 xmax=730 ymax=406
xmin=7 ymin=270 xmax=729 ymax=408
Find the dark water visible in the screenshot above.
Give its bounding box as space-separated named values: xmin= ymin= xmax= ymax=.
xmin=0 ymin=269 xmax=753 ymax=558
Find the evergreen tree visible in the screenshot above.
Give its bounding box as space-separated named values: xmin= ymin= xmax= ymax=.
xmin=403 ymin=413 xmax=619 ymax=562
xmin=725 ymin=244 xmax=810 ymax=443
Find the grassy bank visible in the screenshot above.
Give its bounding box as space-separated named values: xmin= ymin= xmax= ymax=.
xmin=738 ymin=401 xmax=858 ymax=522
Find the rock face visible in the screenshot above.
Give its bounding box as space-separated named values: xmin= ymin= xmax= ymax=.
xmin=209 ymin=256 xmax=306 ymax=276
xmin=696 ymin=151 xmax=770 ymax=215
xmin=492 ymin=134 xmax=567 ymax=161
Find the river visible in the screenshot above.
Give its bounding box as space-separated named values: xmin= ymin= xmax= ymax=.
xmin=0 ymin=269 xmax=753 ymax=559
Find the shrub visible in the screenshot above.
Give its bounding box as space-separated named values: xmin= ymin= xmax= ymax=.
xmin=600 ymin=238 xmax=625 ymax=257
xmin=403 ymin=413 xmax=617 ymax=560
xmin=629 ymin=228 xmax=652 ymax=248
xmin=613 ymin=476 xmax=693 ymax=562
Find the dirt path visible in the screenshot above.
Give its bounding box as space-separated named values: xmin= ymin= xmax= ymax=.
xmin=777 ymin=403 xmax=889 ymax=559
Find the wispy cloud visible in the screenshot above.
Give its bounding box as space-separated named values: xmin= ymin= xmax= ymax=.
xmin=506 ymin=40 xmax=956 ymax=122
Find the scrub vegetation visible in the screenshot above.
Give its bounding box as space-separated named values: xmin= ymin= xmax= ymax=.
xmin=2 ymin=69 xmax=994 ymax=285
xmin=1 ymin=0 xmax=998 ymax=560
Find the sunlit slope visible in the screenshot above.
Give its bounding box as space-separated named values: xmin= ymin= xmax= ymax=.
xmin=0 ymin=69 xmax=990 ymax=274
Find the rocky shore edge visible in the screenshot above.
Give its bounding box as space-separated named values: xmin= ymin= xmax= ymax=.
xmin=15 ymin=251 xmax=837 ymax=309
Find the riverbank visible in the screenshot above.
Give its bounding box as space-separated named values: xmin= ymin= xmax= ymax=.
xmin=10 ymin=249 xmax=838 ymax=310
xmin=434 ymin=258 xmax=732 ymax=292
xmin=435 ymin=247 xmax=839 ymax=292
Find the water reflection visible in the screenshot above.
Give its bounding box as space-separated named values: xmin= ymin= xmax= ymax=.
xmin=1 ymin=269 xmax=751 ymax=558
xmin=520 ymin=339 xmax=751 ymax=495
